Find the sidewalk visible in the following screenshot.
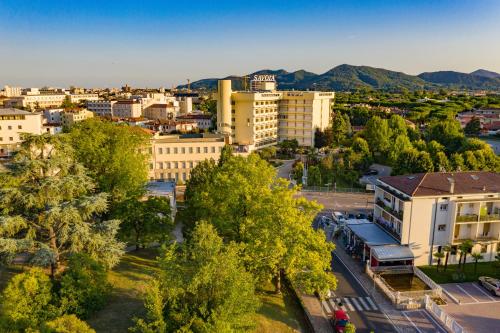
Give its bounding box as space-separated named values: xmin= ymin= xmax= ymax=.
xmin=297 ymin=292 xmax=333 ymax=333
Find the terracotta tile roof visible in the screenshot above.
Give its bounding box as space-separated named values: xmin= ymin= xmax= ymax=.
xmin=379 ymin=172 xmax=500 ymax=197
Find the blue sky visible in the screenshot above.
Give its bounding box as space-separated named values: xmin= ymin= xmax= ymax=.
xmin=1 ymin=0 xmax=499 ymax=87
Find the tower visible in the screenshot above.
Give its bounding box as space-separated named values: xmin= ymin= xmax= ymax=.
xmin=216 ymin=80 xmax=232 ymax=138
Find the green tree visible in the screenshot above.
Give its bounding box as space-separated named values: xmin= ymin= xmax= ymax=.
xmin=388 ymin=135 xmax=412 ymax=165
xmin=463 ymin=150 xmax=480 ymax=170
xmin=464 ymin=117 xmax=481 ymax=135
xmin=307 ymin=165 xmax=322 ymax=186
xmin=59 ymin=254 xmax=110 ymax=318
xmin=292 ymin=161 xmax=304 ymax=184
xmin=427 ymin=120 xmax=464 ymax=152
xmin=450 ymin=153 xmax=465 ymax=171
xmin=137 ymin=221 xmax=260 ymax=332
xmin=434 ymin=152 xmax=450 ymax=172
xmin=331 ymin=112 xmax=350 ymax=146
xmin=41 ymin=315 xmax=95 ymax=333
xmin=0 ymin=134 xmax=124 ymax=274
xmin=471 ymin=251 xmax=484 ymax=274
xmin=416 ymin=151 xmax=434 ymax=172
xmin=433 ymin=251 xmax=445 ymax=272
xmin=388 ymin=115 xmax=407 ymax=138
xmin=458 ymin=240 xmax=474 ymax=271
xmin=130 ymin=279 xmax=166 ymax=333
xmin=364 ymin=116 xmax=391 ymax=155
xmin=443 ymin=244 xmax=452 ymax=271
xmin=351 ymin=137 xmax=370 ymax=155
xmin=60 ymin=96 xmax=76 ymax=110
xmin=112 ymin=197 xmax=173 ymax=250
xmin=0 ymin=268 xmax=59 ymax=331
xmin=68 ymin=119 xmax=150 ymax=204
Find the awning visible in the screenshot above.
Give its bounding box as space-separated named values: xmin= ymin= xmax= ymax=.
xmin=346 ymin=222 xmax=399 ymax=246
xmin=371 ymin=245 xmax=414 ymax=261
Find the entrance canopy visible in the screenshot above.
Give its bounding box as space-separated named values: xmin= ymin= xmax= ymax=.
xmin=346 ymin=222 xmax=399 ymax=246
xmin=371 ymin=244 xmax=414 ymax=262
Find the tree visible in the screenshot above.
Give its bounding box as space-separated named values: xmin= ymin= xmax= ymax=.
xmin=184 ymin=154 xmax=337 ymax=296
xmin=0 ymin=134 xmax=124 ymax=274
xmin=443 ymin=244 xmax=452 ymax=271
xmin=60 ymin=96 xmax=76 ymax=110
xmin=68 ymin=119 xmax=150 ymax=204
xmin=433 ymin=251 xmax=445 ymax=272
xmin=416 ymin=151 xmax=434 ymax=172
xmin=427 ymin=120 xmax=464 ymax=152
xmin=307 ymin=165 xmax=322 ymax=186
xmin=464 ymin=117 xmax=481 ymax=135
xmin=450 ymin=153 xmax=465 ymax=171
xmin=130 ymin=279 xmax=166 ymax=333
xmin=331 ymin=112 xmax=350 ymax=146
xmin=352 ymin=137 xmax=370 ymax=155
xmin=292 ymin=161 xmax=304 ymax=184
xmin=0 ymin=268 xmax=59 ymax=331
xmin=112 ymin=197 xmax=173 ymax=250
xmin=388 ymin=115 xmax=407 ymax=138
xmin=388 ymin=135 xmax=412 ymax=165
xmin=136 ymin=221 xmax=260 ymax=332
xmin=471 ymin=251 xmax=484 ymax=274
xmin=434 ymin=152 xmax=450 ymax=172
xmin=463 ymin=150 xmax=480 ymax=170
xmin=41 ymin=315 xmax=95 ymax=333
xmin=59 ymin=254 xmax=110 ymax=318
xmin=364 ymin=116 xmax=391 ymax=155
xmin=458 ymin=240 xmax=474 ymax=270
xmin=345 ymin=322 xmax=356 ymax=333
xmin=279 ymin=139 xmax=299 ymax=157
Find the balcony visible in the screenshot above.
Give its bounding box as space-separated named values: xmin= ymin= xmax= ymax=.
xmin=376 ymin=198 xmax=403 ymax=220
xmin=479 ymin=214 xmax=500 ymax=222
xmin=455 ymin=214 xmax=478 ymax=223
xmin=374 ymin=217 xmax=402 ymax=241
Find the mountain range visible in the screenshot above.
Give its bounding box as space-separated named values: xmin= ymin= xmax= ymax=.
xmin=179 ymin=65 xmax=500 ymax=92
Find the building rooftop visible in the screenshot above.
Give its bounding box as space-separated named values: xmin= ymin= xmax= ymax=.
xmin=379 ymin=172 xmax=500 ymax=197
xmin=176 ymin=114 xmax=211 ymax=119
xmin=0 ymin=108 xmax=36 ymax=116
xmin=346 ymin=222 xmax=399 ymax=246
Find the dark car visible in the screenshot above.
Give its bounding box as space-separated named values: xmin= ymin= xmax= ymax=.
xmin=356 ymin=213 xmax=368 ymax=220
xmin=364 ymin=169 xmax=378 ymax=176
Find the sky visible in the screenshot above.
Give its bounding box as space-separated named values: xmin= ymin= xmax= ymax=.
xmin=1 ymin=0 xmax=500 ymax=87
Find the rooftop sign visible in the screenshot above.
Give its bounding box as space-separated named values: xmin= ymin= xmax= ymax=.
xmin=252 ymin=74 xmax=276 ymax=82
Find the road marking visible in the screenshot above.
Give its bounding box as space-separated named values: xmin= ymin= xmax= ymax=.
xmin=321 ymin=300 xmax=332 ymax=313
xmin=456 ymin=284 xmax=479 ymax=302
xmin=349 ymin=297 xmax=363 ymax=311
xmin=420 ymin=310 xmax=448 ymax=333
xmin=402 ymin=311 xmax=424 ymax=333
xmin=357 ymin=297 xmax=370 ymax=310
xmin=343 ymin=297 xmax=355 ymax=311
xmin=335 ymin=298 xmax=348 ymax=312
xmin=365 ymin=296 xmax=378 ymax=310
xmin=472 ymin=282 xmax=496 ymax=301
xmin=328 ymin=298 xmax=338 ymax=312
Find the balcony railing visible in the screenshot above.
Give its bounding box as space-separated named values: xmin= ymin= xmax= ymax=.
xmin=456 ymin=214 xmax=479 ymax=223
xmin=374 ymin=217 xmax=402 ymax=241
xmin=376 ymin=198 xmax=403 ymax=220
xmin=479 ymin=214 xmax=500 ymax=222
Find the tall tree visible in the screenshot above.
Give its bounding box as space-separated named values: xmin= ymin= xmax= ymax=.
xmin=135 ymin=221 xmax=260 ymax=333
xmin=464 ymin=117 xmax=481 ymax=135
xmin=388 ymin=115 xmax=408 ymax=138
xmin=364 ymin=116 xmax=391 ymax=155
xmin=331 ymin=112 xmax=350 ymax=146
xmin=68 ymin=119 xmax=150 ymax=204
xmin=0 ymin=134 xmax=124 ymax=274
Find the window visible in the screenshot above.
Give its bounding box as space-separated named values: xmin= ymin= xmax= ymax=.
xmin=189 ymin=161 xmax=193 ymax=168
xmin=438 ymin=224 xmax=446 ymax=231
xmin=8 ymin=126 xmax=12 ymax=130
xmin=182 ymin=162 xmax=186 ymax=168
xmin=18 ymin=125 xmax=22 ymax=129
xmin=211 ymin=146 xmax=215 ymax=153
xmin=9 ymin=137 xmax=13 ymax=141
xmin=149 ymin=163 xmax=153 ymax=170
xmin=158 ymin=148 xmax=163 ymax=154
xmin=174 ymin=147 xmax=178 ymax=154
xmin=480 ymin=244 xmax=488 ymax=253
xmin=197 ymin=147 xmax=201 ymax=153
xmin=440 ymin=204 xmax=448 ymax=211
xmin=181 ymin=147 xmax=185 ymax=154
xmin=204 ymin=147 xmax=208 ymax=153
xmin=189 ymin=147 xmax=193 ymax=154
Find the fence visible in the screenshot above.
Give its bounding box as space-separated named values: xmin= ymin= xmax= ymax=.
xmin=414 ymin=266 xmax=443 ymax=297
xmin=301 ymin=186 xmax=366 ymax=193
xmin=425 ymin=295 xmax=466 ymax=333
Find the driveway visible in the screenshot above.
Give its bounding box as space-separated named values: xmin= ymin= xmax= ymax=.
xmin=440 ymin=282 xmax=500 ymax=333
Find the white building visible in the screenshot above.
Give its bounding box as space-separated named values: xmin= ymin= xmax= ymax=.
xmin=143 ymin=103 xmax=178 ymax=121
xmin=374 ymin=172 xmax=500 ymax=266
xmin=87 ymin=100 xmax=117 ymax=117
xmin=69 ymin=93 xmax=99 ymax=104
xmin=176 ymin=114 xmax=212 ymax=130
xmin=2 ymin=85 xmax=22 ymax=97
xmin=112 ymin=100 xmax=142 ymax=118
xmin=0 ymin=108 xmax=42 ymax=157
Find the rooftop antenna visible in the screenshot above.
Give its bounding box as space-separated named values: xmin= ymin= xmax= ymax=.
xmin=242 ymin=75 xmax=250 ymax=91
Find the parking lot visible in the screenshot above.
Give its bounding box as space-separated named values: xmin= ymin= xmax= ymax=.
xmin=440 ymin=282 xmax=500 ymax=333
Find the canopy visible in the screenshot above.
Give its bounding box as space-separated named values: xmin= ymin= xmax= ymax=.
xmin=346 ymin=222 xmax=399 ymax=246
xmin=371 ymin=244 xmax=414 ymax=261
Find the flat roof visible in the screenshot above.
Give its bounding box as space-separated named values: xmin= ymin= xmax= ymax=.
xmin=346 ymin=222 xmax=399 ymax=246
xmin=371 ymin=245 xmax=414 ymax=261
xmin=0 ymin=108 xmax=36 ymax=116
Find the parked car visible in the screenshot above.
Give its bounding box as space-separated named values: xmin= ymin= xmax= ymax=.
xmin=478 ymin=276 xmax=500 ymax=296
xmin=363 ymin=169 xmax=378 ymax=176
xmin=332 ymin=211 xmax=346 ymax=224
xmin=356 ymin=212 xmax=368 ymax=220
xmin=331 ymin=309 xmax=350 ymax=333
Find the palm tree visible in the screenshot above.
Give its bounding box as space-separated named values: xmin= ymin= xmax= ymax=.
xmin=443 ymin=244 xmax=452 ymax=271
xmin=433 ymin=251 xmax=445 ymax=272
xmin=471 ymin=251 xmax=484 ymax=274
xmin=459 ymin=240 xmax=474 ymax=271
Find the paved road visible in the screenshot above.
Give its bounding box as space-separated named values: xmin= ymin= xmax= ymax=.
xmin=276 ymin=159 xmax=296 ymax=180
xmin=299 ymin=192 xmax=373 ymax=214
xmin=328 ymin=253 xmax=397 ymax=333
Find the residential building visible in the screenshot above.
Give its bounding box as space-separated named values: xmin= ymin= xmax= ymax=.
xmin=457 ymin=108 xmax=500 ymax=134
xmin=43 ymin=108 xmax=64 ymax=124
xmin=143 ymin=103 xmax=178 ymax=121
xmin=216 ymin=78 xmax=334 ymax=151
xmin=0 ymin=108 xmax=42 ymax=157
xmin=374 ymin=172 xmax=500 ymax=266
xmin=145 ymin=120 xmax=197 ymax=134
xmin=112 ymin=100 xmax=142 ymax=118
xmin=86 ymin=100 xmax=117 ymax=117
xmin=61 ymin=109 xmax=94 ymax=128
xmin=176 ymin=114 xmax=212 ymax=130
xmin=2 ymin=85 xmax=22 ymax=97
xmin=5 ymin=94 xmax=66 ymax=109
xmin=69 ymin=93 xmax=99 ymax=104
xmin=178 ymin=96 xmax=193 ymax=114
xmin=150 ymin=133 xmax=226 ymax=182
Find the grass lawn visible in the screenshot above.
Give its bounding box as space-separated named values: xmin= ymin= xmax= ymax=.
xmin=253 ymin=282 xmax=308 ymax=333
xmin=87 ymin=248 xmax=160 ymax=333
xmin=419 ymin=261 xmax=500 ymax=284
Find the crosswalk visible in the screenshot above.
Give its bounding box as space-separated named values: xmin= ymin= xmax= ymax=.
xmin=322 ymin=295 xmax=379 ymax=314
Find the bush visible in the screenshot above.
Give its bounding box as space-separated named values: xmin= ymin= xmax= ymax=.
xmin=41 ymin=315 xmax=95 ymax=333
xmin=0 ymin=268 xmax=59 ymax=331
xmin=59 ymin=254 xmax=110 ymax=318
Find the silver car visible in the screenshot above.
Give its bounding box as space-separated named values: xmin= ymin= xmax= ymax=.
xmin=478 ymin=276 xmax=500 ymax=296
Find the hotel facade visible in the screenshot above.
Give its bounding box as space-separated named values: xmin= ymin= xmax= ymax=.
xmin=216 ymin=77 xmax=334 ymax=151
xmin=373 ymin=172 xmax=500 ymax=266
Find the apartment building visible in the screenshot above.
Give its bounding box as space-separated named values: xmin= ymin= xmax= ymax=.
xmin=143 ymin=103 xmax=178 ymax=121
xmin=69 ymin=93 xmax=99 ymax=104
xmin=145 ymin=120 xmax=198 ymax=134
xmin=61 ymin=109 xmax=94 ymax=128
xmin=374 ymin=172 xmax=500 ymax=266
xmin=0 ymin=108 xmax=42 ymax=157
xmin=216 ymin=78 xmax=334 ymax=151
xmin=86 ymin=100 xmax=117 ymax=117
xmin=176 ymin=114 xmax=212 ymax=130
xmin=112 ymin=100 xmax=142 ymax=118
xmin=150 ymin=133 xmax=226 ymax=182
xmin=2 ymin=85 xmax=22 ymax=97
xmin=5 ymin=94 xmax=67 ymax=109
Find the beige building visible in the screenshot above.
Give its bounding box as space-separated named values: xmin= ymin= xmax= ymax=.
xmin=113 ymin=100 xmax=142 ymax=118
xmin=86 ymin=100 xmax=117 ymax=117
xmin=2 ymin=85 xmax=22 ymax=97
xmin=5 ymin=94 xmax=66 ymax=109
xmin=216 ymin=78 xmax=334 ymax=151
xmin=374 ymin=172 xmax=500 ymax=266
xmin=0 ymin=108 xmax=42 ymax=157
xmin=150 ymin=133 xmax=226 ymax=182
xmin=61 ymin=109 xmax=94 ymax=128
xmin=69 ymin=93 xmax=99 ymax=104
xmin=143 ymin=103 xmax=178 ymax=121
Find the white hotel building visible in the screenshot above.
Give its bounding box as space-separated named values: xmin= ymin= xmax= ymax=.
xmin=374 ymin=172 xmax=500 ymax=266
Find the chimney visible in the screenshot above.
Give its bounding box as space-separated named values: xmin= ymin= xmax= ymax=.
xmin=448 ymin=177 xmax=455 ymax=194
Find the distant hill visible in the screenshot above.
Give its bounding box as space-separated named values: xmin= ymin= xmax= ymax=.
xmin=418 ymin=70 xmax=500 ymax=90
xmin=179 ymin=65 xmax=500 ymax=91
